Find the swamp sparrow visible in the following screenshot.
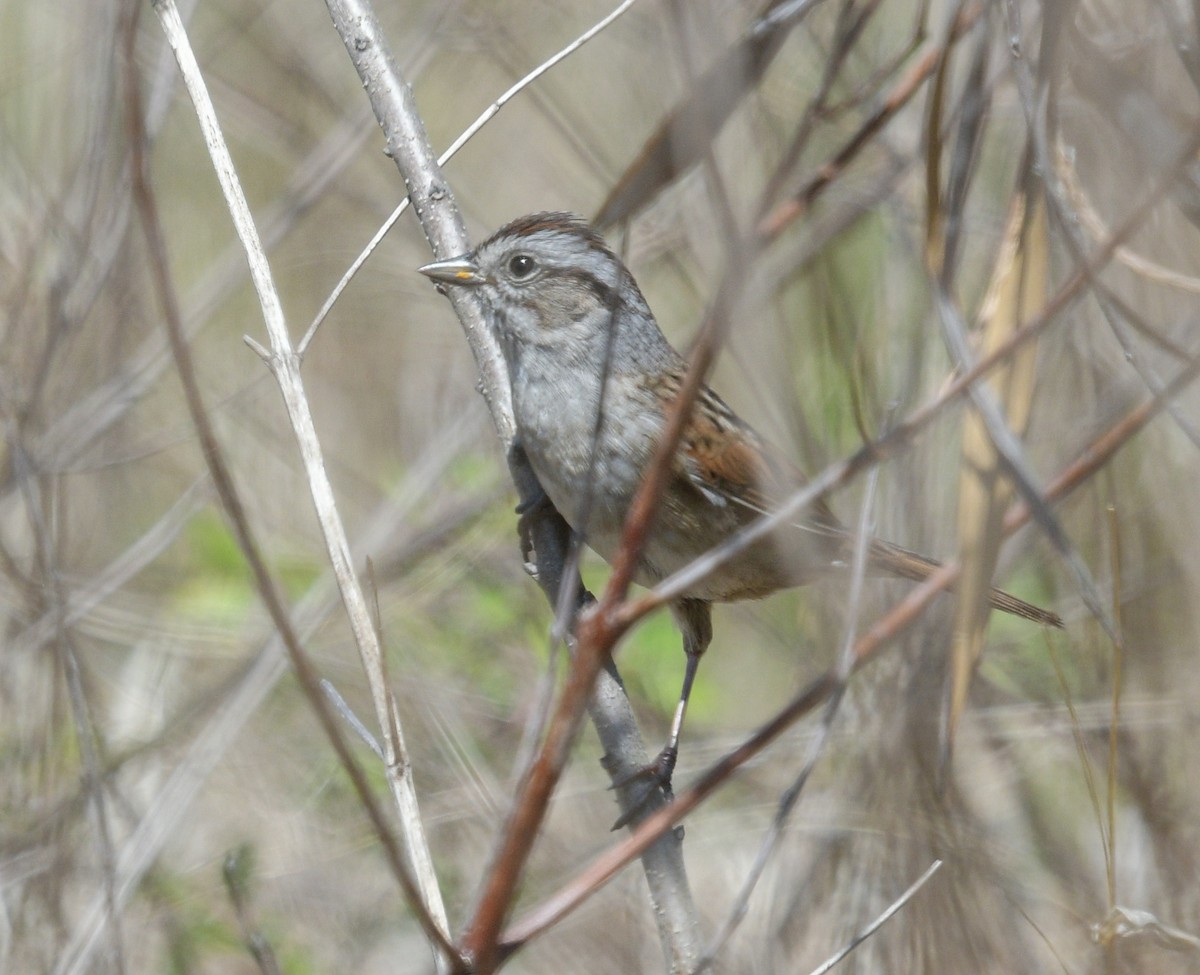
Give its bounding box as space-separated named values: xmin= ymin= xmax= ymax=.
xmin=421 ymin=212 xmax=1060 ymax=797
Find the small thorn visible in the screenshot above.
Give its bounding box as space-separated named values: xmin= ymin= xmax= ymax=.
xmin=243 ymin=334 xmax=271 ymax=361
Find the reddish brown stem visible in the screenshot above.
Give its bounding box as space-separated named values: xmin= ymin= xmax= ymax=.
xmin=498 ymin=347 xmax=1200 ymax=954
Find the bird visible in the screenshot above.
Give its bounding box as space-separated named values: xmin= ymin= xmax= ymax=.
xmin=420 ymin=211 xmax=1060 ymax=805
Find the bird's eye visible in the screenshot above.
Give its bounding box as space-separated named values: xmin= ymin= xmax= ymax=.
xmin=508 ymin=254 xmax=537 ymax=279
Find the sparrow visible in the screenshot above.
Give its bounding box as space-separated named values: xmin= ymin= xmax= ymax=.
xmin=420 ymin=212 xmax=1060 ymax=804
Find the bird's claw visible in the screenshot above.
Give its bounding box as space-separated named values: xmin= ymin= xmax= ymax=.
xmin=515 ymin=489 xmax=552 ymax=573
xmin=608 ymin=745 xmax=678 ymax=831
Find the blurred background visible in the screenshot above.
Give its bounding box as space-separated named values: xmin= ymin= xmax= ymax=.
xmin=3 ymin=0 xmax=1199 ymax=972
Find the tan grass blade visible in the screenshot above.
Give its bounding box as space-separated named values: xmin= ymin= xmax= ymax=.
xmin=948 ymin=191 xmax=1047 ymax=746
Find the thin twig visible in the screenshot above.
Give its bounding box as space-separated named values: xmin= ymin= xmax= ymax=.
xmin=1105 ymin=505 xmax=1123 ymax=912
xmin=757 ymin=2 xmax=983 ymax=239
xmin=804 ymin=860 xmax=944 ymax=975
xmin=501 ymin=673 xmax=836 ymax=951
xmin=222 ymin=848 xmax=284 ymax=975
xmin=11 ymin=478 xmax=207 ymax=658
xmin=464 ymin=122 xmax=751 ymax=975
xmin=319 ymin=0 xmax=702 ymax=970
xmin=757 ymin=0 xmax=896 ymax=218
xmin=931 ymin=287 xmax=1117 ymax=640
xmin=8 ymin=436 xmax=128 ymax=974
xmin=1045 ymin=633 xmax=1111 ymax=883
xmin=463 ymin=601 xmax=634 ymax=971
xmin=1056 ymin=141 xmax=1200 ymax=298
xmin=694 ymin=462 xmax=882 ymax=973
xmin=144 ymin=1 xmax=456 ymax=966
xmin=616 ymin=130 xmax=1198 ymax=631
xmin=595 ymin=0 xmax=823 ymax=227
xmin=499 ymin=348 xmax=1200 ymax=950
xmin=50 ymin=415 xmax=491 ymax=975
xmin=458 ymin=225 xmax=740 ymax=965
xmin=1006 ymin=0 xmax=1200 ymax=453
xmin=298 ymin=0 xmax=642 ymax=356
xmin=321 ymin=678 xmax=385 ymax=761
xmin=36 ymin=101 xmax=369 ymax=481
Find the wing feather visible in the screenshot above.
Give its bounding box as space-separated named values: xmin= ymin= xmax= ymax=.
xmin=676 ymin=386 xmax=843 ymax=535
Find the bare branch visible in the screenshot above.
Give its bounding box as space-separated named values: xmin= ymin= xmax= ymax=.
xmin=500 ymin=345 xmax=1200 ymax=948
xmin=695 ymin=463 xmax=883 ymax=972
xmin=143 ymin=0 xmax=455 ymax=965
xmin=321 ymin=0 xmax=702 ymax=970
xmin=805 ymin=860 xmax=944 ymax=975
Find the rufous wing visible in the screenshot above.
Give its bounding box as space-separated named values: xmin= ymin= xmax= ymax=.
xmin=676 ymin=385 xmax=843 ymax=534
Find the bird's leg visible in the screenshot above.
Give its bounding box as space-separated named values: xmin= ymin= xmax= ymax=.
xmin=610 ymin=599 xmax=712 ymax=828
xmin=659 ymin=598 xmax=712 ymax=785
xmin=514 ymin=487 xmax=551 ymax=570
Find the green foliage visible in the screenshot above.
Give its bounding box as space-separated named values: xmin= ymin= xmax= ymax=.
xmin=618 ymin=609 xmax=703 ymax=718
xmin=171 ymin=510 xmax=254 ymax=623
xmin=141 ymin=868 xmax=242 ymax=975
xmin=444 ymin=452 xmax=496 ymax=491
xmin=170 ymin=509 xmax=321 ymax=620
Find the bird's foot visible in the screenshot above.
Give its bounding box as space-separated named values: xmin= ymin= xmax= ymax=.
xmin=514 ymin=489 xmax=552 ymax=573
xmin=607 ymin=745 xmax=678 ymax=831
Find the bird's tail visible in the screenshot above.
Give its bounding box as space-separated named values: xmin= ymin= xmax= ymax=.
xmin=866 ymin=538 xmax=1062 ymax=628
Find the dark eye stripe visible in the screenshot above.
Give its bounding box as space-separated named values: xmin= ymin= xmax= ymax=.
xmin=555 ymin=268 xmax=618 ymax=308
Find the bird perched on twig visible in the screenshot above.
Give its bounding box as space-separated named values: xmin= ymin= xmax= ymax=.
xmin=421 ymin=212 xmax=1061 ymax=810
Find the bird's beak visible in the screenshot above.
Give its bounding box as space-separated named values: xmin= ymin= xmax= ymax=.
xmin=418 ymin=257 xmax=488 ymax=286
